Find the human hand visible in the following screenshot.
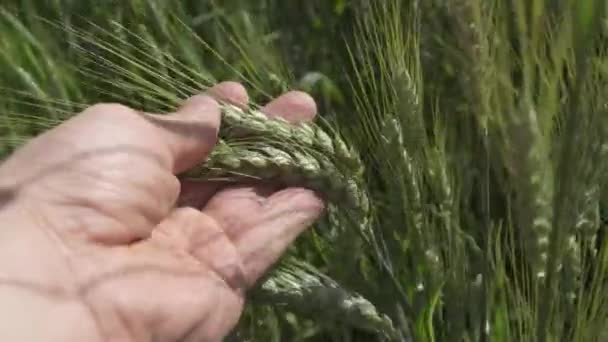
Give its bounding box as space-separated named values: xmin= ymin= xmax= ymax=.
xmin=0 ymin=82 xmax=323 ymax=341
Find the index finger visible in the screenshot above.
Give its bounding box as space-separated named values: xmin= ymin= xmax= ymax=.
xmin=146 ymin=94 xmax=221 ymax=173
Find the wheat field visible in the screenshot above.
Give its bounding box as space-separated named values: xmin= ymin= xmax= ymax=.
xmin=1 ymin=1 xmax=608 ymax=341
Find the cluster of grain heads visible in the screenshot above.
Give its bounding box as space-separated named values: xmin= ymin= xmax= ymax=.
xmin=252 ymin=257 xmax=397 ymax=339
xmin=184 ymin=104 xmax=369 ymax=217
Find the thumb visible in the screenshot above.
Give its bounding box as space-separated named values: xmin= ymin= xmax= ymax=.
xmin=149 ymin=81 xmax=249 ymax=173
xmin=149 ymin=94 xmax=221 ymax=173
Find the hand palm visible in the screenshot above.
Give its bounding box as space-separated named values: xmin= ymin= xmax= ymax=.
xmin=0 ymin=83 xmax=322 ymax=341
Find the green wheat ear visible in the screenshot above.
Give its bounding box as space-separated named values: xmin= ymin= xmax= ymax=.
xmin=183 ymin=103 xmax=369 ymax=217
xmin=253 ymin=257 xmax=397 ymax=338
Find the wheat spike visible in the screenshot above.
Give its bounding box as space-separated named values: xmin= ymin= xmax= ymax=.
xmin=253 ymin=257 xmax=397 ymax=338
xmin=576 ymin=186 xmax=601 ymax=258
xmin=380 ymin=118 xmax=422 ymax=225
xmin=503 ymin=105 xmax=554 ymax=280
xmin=181 ymin=104 xmax=369 ymax=217
xmin=185 ymin=140 xmax=367 ymax=214
xmin=220 ymin=104 xmax=364 ymax=178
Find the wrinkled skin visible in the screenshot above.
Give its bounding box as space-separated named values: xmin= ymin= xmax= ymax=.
xmin=0 ymin=82 xmax=324 ymax=341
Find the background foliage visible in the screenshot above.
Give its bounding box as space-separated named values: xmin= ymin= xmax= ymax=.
xmin=1 ymin=1 xmax=608 ymax=341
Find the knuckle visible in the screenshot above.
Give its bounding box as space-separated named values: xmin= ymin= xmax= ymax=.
xmin=206 ymin=120 xmax=220 ymax=141
xmin=82 ymin=103 xmax=139 ymax=120
xmin=165 ymin=174 xmax=181 ymax=199
xmin=186 ymin=114 xmax=221 ymax=147
xmin=217 ymin=262 xmax=248 ymax=293
xmin=194 ymin=111 xmax=220 ymax=137
xmin=171 ymin=206 xmax=206 ymax=223
xmin=197 ymin=103 xmax=222 ymax=135
xmin=218 ymin=80 xmax=244 ymax=89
